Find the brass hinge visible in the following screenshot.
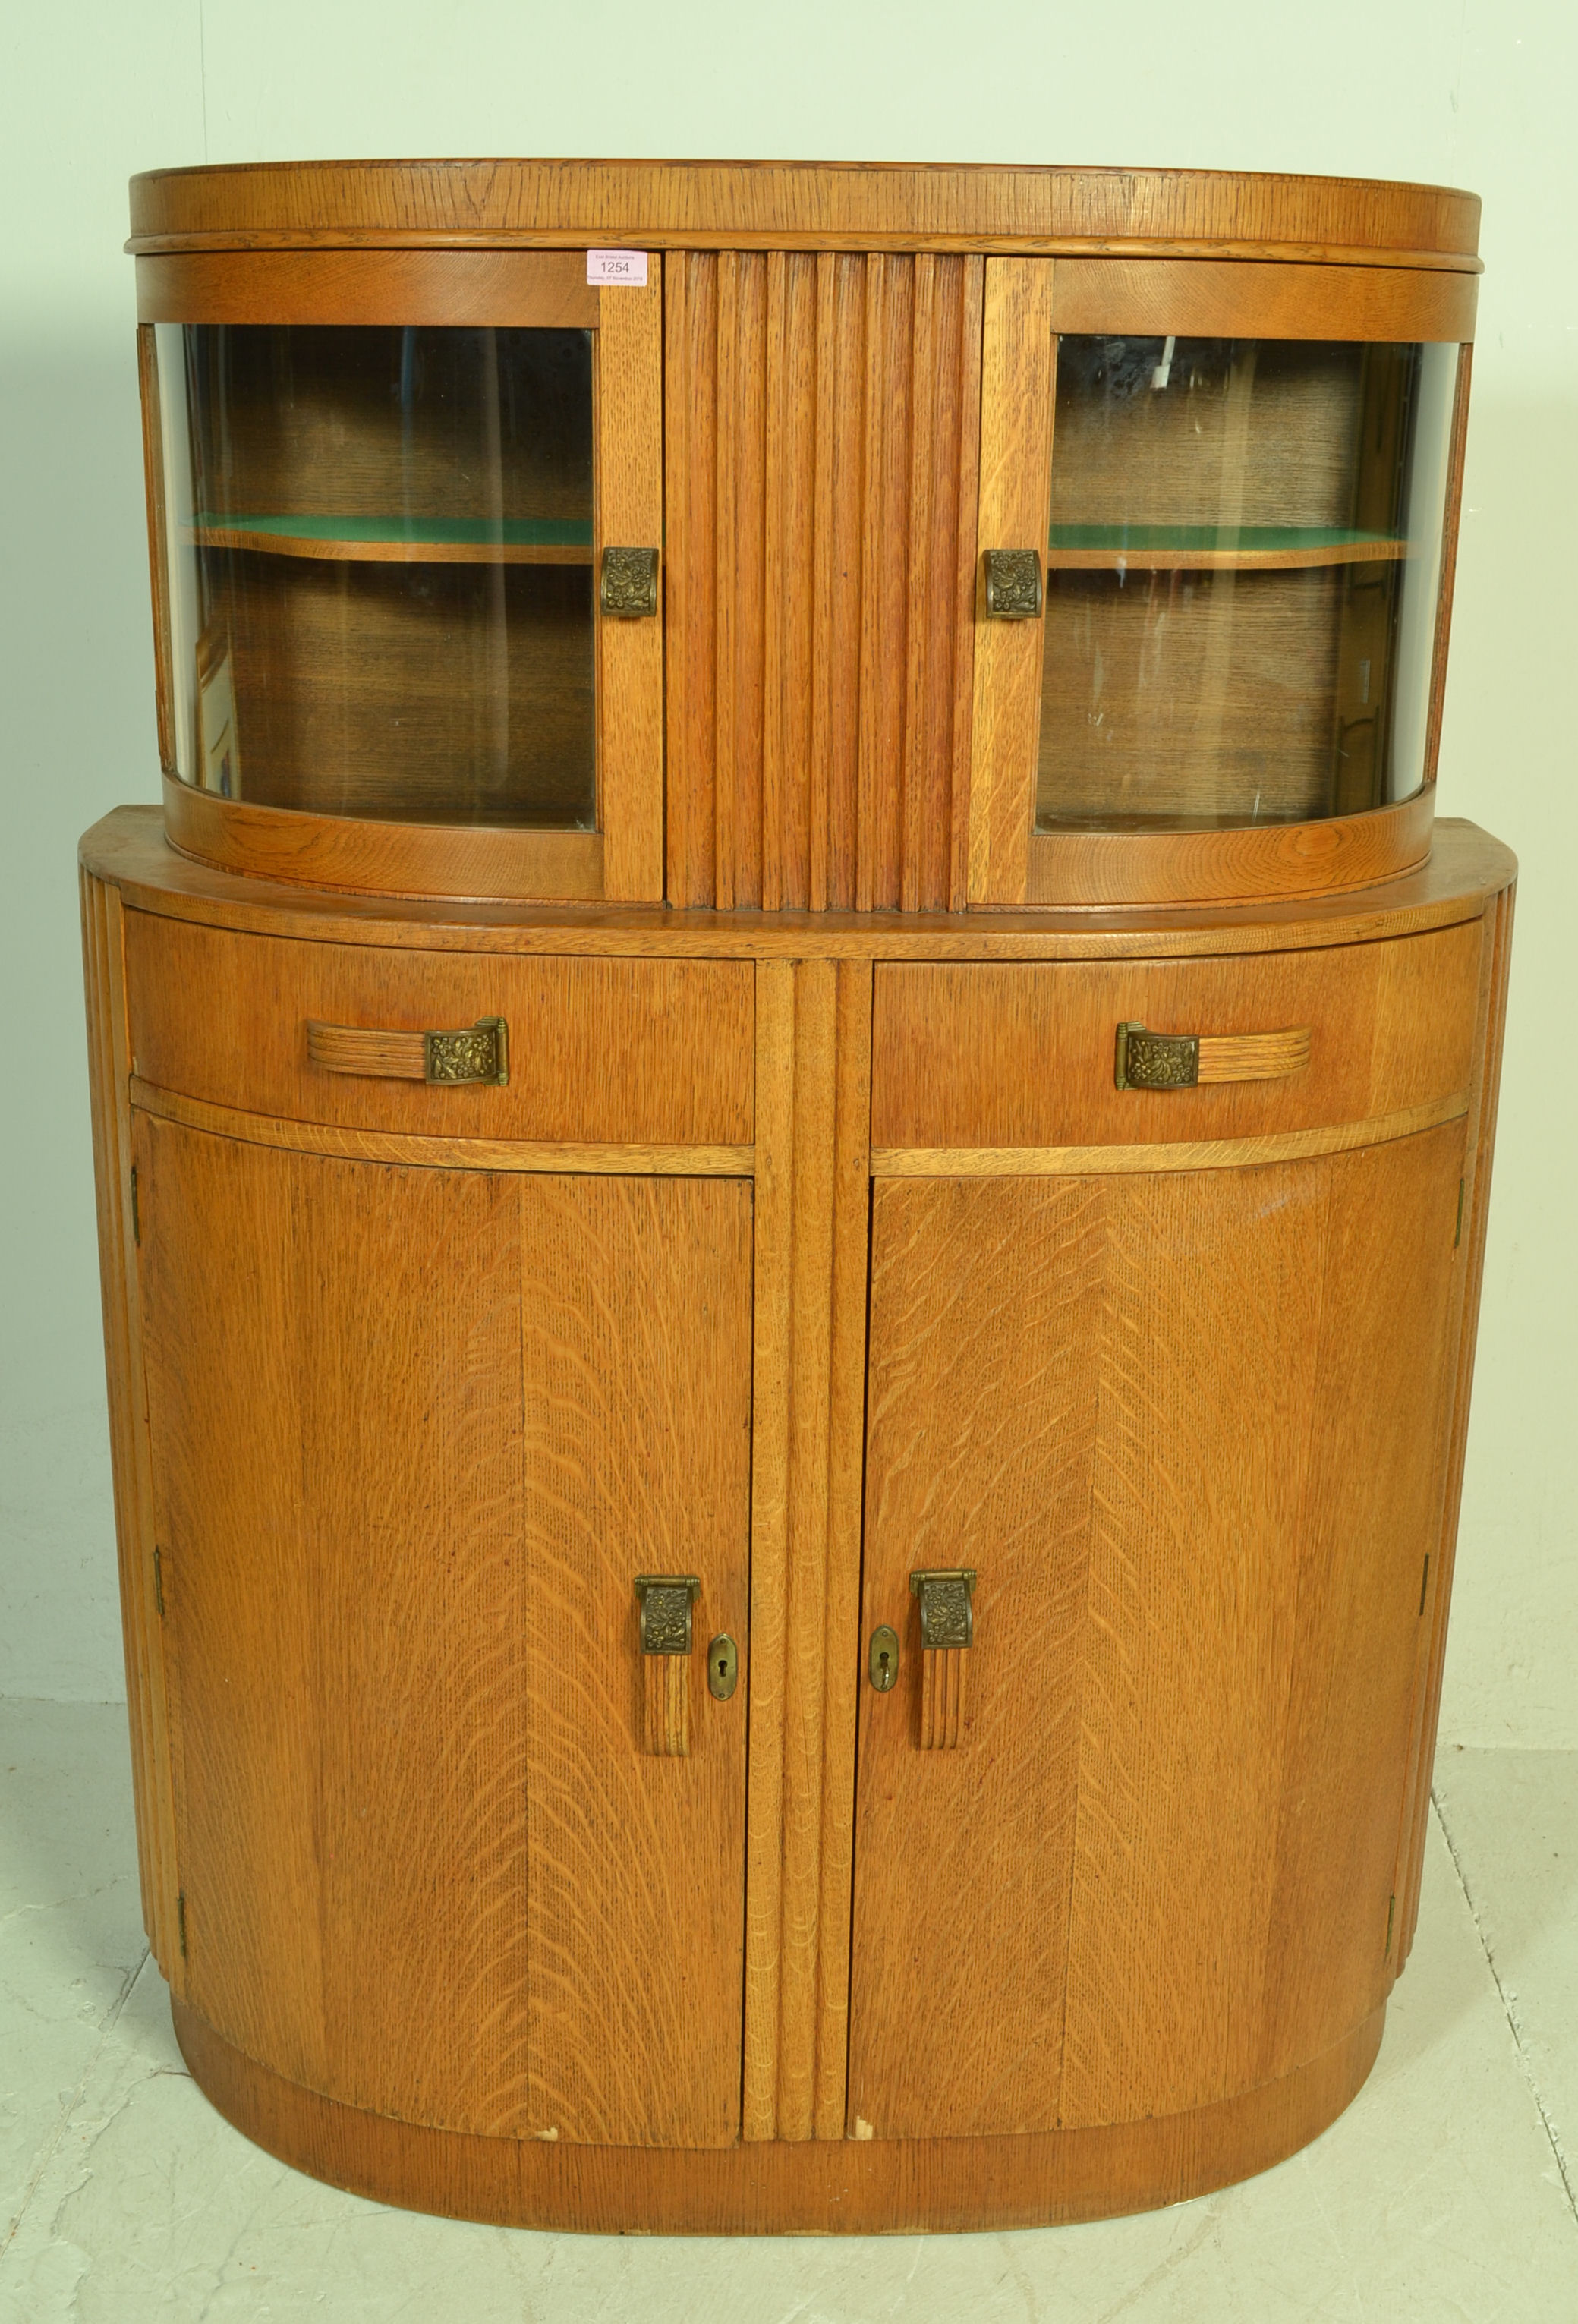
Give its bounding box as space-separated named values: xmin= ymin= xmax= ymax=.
xmin=153 ymin=1546 xmax=165 ymax=1620
xmin=1455 ymin=1177 xmax=1466 ymax=1248
xmin=1384 ymin=1892 xmax=1396 ymax=1958
xmin=1419 ymin=1554 xmax=1430 ymax=1618
xmin=177 ymin=1891 xmax=188 ymax=1958
xmin=129 ymin=1166 xmax=140 ymax=1245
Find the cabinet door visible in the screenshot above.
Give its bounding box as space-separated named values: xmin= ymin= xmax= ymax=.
xmin=137 ymin=1116 xmax=750 ymax=2146
xmin=848 ymin=1124 xmax=1464 ymax=2140
xmin=142 ymin=252 xmax=663 ymax=900
xmin=966 ymin=257 xmax=1471 ymax=906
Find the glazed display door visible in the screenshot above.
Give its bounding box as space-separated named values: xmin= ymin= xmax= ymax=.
xmin=134 ymin=1116 xmax=751 ymax=2146
xmin=967 ymin=255 xmax=1469 ymax=904
xmin=142 ymin=250 xmax=664 ymax=898
xmin=847 ymin=1126 xmax=1465 ymax=2140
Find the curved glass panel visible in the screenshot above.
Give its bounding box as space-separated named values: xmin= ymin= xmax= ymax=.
xmin=1037 ymin=336 xmax=1459 ymax=831
xmin=155 ymin=323 xmax=595 ymax=827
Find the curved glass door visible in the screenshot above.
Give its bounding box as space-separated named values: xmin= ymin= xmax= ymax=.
xmin=154 ymin=323 xmax=596 ymax=828
xmin=1036 ymin=335 xmax=1460 ymax=831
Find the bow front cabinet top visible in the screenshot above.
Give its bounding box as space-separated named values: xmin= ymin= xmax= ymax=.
xmin=79 ymin=156 xmax=1513 ymax=2233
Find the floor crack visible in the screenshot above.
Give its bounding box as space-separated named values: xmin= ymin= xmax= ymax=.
xmin=0 ymin=1941 xmax=151 ymax=2263
xmin=1432 ymin=1788 xmax=1578 ymax=2225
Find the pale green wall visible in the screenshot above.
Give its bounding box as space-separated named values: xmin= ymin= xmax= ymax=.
xmin=2 ymin=1 xmax=1571 ymax=1739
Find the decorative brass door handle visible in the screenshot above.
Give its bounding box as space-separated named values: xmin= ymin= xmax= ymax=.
xmin=910 ymin=1569 xmax=975 ymax=1751
xmin=306 ymin=1018 xmax=509 ymax=1086
xmin=635 ymin=1575 xmax=699 ymax=1756
xmin=1114 ymin=1022 xmax=1312 ymax=1091
xmin=982 ymin=548 xmax=1044 ymax=619
xmin=600 ymin=545 xmax=660 ymax=616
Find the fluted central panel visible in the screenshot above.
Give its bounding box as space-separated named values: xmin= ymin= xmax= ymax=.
xmin=665 ymin=251 xmax=984 ymax=912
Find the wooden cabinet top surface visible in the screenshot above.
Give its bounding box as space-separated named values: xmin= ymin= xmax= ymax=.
xmin=83 ymin=805 xmax=1513 ymax=962
xmin=127 ymin=160 xmax=1482 ymax=268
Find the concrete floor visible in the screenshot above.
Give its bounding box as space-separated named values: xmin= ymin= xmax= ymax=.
xmin=2 ymin=1702 xmax=1575 ymax=2322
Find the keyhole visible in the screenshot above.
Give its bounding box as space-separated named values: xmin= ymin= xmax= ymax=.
xmin=869 ymin=1624 xmax=899 ymax=1691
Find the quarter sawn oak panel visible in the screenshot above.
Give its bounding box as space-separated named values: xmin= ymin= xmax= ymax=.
xmin=138 ymin=1121 xmax=751 ymax=2146
xmin=125 ymin=912 xmax=754 ymax=1145
xmin=851 ymin=1123 xmax=1465 ymax=2139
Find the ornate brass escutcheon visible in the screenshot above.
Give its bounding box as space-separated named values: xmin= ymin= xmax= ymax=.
xmin=910 ymin=1570 xmax=975 ymax=1751
xmin=909 ymin=1569 xmax=977 ymax=1648
xmin=707 ymin=1634 xmax=739 ymax=1700
xmin=600 ymin=545 xmax=660 ymax=617
xmin=635 ymin=1576 xmax=701 ymax=1758
xmin=1114 ymin=1021 xmax=1200 ymax=1091
xmin=982 ymin=547 xmax=1044 ymax=619
xmin=868 ymin=1624 xmax=900 ymax=1692
xmin=422 ymin=1018 xmax=509 ymax=1086
xmin=634 ymin=1575 xmax=701 ymax=1654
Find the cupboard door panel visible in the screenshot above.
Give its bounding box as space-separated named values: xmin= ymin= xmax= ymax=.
xmin=849 ymin=1176 xmax=1103 ymax=2139
xmin=138 ymin=1117 xmax=750 ymax=2146
xmin=519 ymin=1173 xmax=752 ymax=2146
xmin=849 ymin=1125 xmax=1463 ymax=2140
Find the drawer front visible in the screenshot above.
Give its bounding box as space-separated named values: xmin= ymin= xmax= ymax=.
xmin=125 ymin=914 xmax=754 ymax=1146
xmin=872 ymin=921 xmax=1482 ymax=1151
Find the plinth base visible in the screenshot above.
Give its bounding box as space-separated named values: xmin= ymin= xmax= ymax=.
xmin=172 ymin=1994 xmax=1385 ymax=2236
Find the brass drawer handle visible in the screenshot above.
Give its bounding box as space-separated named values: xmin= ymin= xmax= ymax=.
xmin=600 ymin=545 xmax=660 ymax=617
xmin=910 ymin=1569 xmax=975 ymax=1752
xmin=982 ymin=548 xmax=1044 ymax=619
xmin=635 ymin=1575 xmax=699 ymax=1757
xmin=1114 ymin=1022 xmax=1311 ymax=1091
xmin=306 ymin=1018 xmax=509 ymax=1086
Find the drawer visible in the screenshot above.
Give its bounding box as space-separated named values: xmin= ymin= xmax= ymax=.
xmin=124 ymin=914 xmax=754 ymax=1147
xmin=871 ymin=921 xmax=1482 ymax=1152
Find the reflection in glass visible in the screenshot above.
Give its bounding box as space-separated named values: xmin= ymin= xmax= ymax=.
xmin=156 ymin=324 xmax=596 ymax=827
xmin=1036 ymin=337 xmax=1459 ymax=831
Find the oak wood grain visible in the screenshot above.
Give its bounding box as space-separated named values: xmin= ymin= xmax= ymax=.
xmin=80 ymin=872 xmax=183 ymax=1985
xmin=137 ymin=1120 xmax=750 ymax=2145
xmin=136 ymin=248 xmax=600 ymax=326
xmin=138 ymin=1119 xmax=531 ymax=2130
xmin=871 ymin=918 xmax=1481 ymax=1150
xmin=966 ymin=257 xmax=1055 ymax=905
xmin=173 ymin=1989 xmax=1387 ymax=2232
xmin=1395 ymin=877 xmax=1515 ymax=1962
xmin=124 ymin=911 xmax=754 ymax=1145
xmin=130 ymin=1079 xmax=753 ymax=1176
xmin=1057 ymin=1126 xmax=1465 ymax=2125
xmin=851 ymin=1174 xmax=1104 ymax=2137
xmin=869 ymin=1094 xmax=1466 ymax=1179
xmin=596 ymin=270 xmax=665 ymax=900
xmin=1021 ymin=788 xmax=1436 ymax=910
xmin=164 ymin=778 xmax=607 ymax=904
xmin=1049 ymin=257 xmax=1476 ymax=342
xmin=666 ymin=250 xmax=981 ymax=910
xmin=744 ymin=958 xmax=874 ymax=2141
xmin=87 ymin=805 xmax=1512 ymax=963
xmin=127 ymin=161 xmax=1482 ymax=269
xmin=518 ymin=1174 xmax=751 ymax=2145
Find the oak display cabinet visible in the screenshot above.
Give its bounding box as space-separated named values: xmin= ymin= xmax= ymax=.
xmin=81 ymin=159 xmax=1513 ymax=2235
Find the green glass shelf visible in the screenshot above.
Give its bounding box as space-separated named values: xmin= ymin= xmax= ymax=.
xmin=184 ymin=513 xmax=594 ymax=564
xmin=1046 ymin=524 xmax=1407 ymax=572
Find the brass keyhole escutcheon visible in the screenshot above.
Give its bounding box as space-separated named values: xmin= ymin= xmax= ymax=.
xmin=869 ymin=1624 xmax=900 ymax=1692
xmin=708 ymin=1634 xmax=739 ymax=1700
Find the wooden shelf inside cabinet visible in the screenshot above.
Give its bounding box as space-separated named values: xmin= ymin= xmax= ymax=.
xmin=1044 ymin=525 xmax=1410 ymax=573
xmin=183 ymin=514 xmax=594 ymax=566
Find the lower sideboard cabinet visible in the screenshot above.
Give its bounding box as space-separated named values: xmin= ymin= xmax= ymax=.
xmin=80 ymin=812 xmax=1514 ymax=2234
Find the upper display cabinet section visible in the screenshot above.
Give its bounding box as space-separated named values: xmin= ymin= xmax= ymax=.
xmin=131 ymin=164 xmax=1479 ymax=911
